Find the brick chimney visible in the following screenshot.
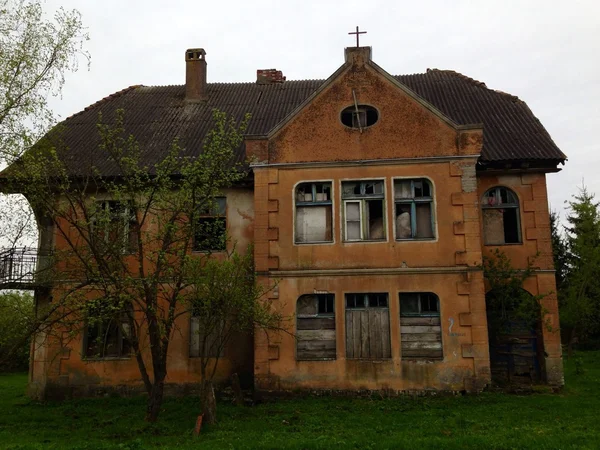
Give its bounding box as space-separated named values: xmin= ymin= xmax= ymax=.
xmin=185 ymin=48 xmax=207 ymax=102
xmin=256 ymin=69 xmax=286 ymax=84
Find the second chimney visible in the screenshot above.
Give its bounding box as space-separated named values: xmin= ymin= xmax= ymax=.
xmin=185 ymin=48 xmax=207 ymax=102
xmin=256 ymin=69 xmax=286 ymax=84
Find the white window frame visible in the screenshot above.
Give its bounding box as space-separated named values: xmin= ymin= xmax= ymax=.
xmin=341 ymin=179 xmax=387 ymax=242
xmin=293 ymin=180 xmax=335 ymax=246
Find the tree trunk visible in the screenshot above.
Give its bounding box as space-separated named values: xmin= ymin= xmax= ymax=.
xmin=200 ymin=380 xmax=217 ymax=425
xmin=567 ymin=327 xmax=577 ymax=359
xmin=231 ymin=373 xmax=244 ymax=406
xmin=146 ymin=377 xmax=165 ymax=422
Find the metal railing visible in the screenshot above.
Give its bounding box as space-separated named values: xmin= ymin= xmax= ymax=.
xmin=0 ymin=247 xmax=48 ymax=288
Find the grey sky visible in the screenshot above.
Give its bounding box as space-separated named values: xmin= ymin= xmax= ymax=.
xmin=45 ymin=0 xmax=599 ymax=221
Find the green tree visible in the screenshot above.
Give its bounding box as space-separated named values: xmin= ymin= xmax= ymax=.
xmin=4 ymin=109 xmax=281 ymax=423
xmin=482 ymin=249 xmax=545 ymax=332
xmin=0 ymin=291 xmax=34 ymax=372
xmin=1 ymin=0 xmax=89 ymax=256
xmin=186 ymin=248 xmax=281 ymax=424
xmin=1 ymin=0 xmax=89 ymax=163
xmin=562 ymin=185 xmax=600 ymax=355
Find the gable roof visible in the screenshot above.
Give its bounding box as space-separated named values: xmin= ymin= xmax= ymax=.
xmin=37 ymin=70 xmax=566 ymax=177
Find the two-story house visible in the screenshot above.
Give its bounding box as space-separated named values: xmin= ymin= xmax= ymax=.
xmin=3 ymin=44 xmax=566 ymax=398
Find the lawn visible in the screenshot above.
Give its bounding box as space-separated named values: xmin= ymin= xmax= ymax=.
xmin=1 ymin=353 xmax=599 ymax=449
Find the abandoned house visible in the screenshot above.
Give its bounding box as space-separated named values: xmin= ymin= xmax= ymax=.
xmin=0 ymin=43 xmax=566 ymax=398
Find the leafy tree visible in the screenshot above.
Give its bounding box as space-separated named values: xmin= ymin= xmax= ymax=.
xmin=0 ymin=291 xmax=34 ymax=372
xmin=1 ymin=0 xmax=89 ymax=255
xmin=482 ymin=249 xmax=546 ymax=332
xmin=561 ymin=185 xmax=600 ymax=355
xmin=186 ymin=248 xmax=281 ymax=424
xmin=4 ymin=109 xmax=282 ymax=422
xmin=1 ymin=0 xmax=89 ymax=163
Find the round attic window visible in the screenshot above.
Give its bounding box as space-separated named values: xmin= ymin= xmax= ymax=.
xmin=341 ymin=105 xmax=379 ymax=129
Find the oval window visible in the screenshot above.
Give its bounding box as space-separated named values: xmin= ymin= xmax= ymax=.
xmin=341 ymin=105 xmax=379 ymax=129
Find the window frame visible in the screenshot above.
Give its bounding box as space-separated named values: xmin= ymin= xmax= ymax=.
xmin=344 ymin=292 xmax=391 ymax=360
xmin=399 ymin=292 xmax=443 ymax=361
xmin=393 ymin=177 xmax=435 ymax=241
xmin=92 ymin=200 xmax=138 ymax=254
xmin=340 ymin=104 xmax=380 ymax=129
xmin=189 ymin=312 xmax=224 ymax=358
xmin=192 ymin=196 xmax=227 ymax=252
xmin=341 ymin=179 xmax=387 ymax=242
xmin=293 ymin=180 xmax=334 ymax=245
xmin=481 ymin=186 xmax=522 ymax=245
xmin=83 ymin=308 xmax=132 ymax=360
xmin=296 ymin=293 xmax=336 ymax=361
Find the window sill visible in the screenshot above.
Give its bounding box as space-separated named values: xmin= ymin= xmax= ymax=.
xmin=294 ymin=241 xmax=334 ymax=245
xmin=346 ymin=358 xmax=392 ymax=362
xmin=484 ymin=242 xmax=523 ymax=246
xmin=395 ymin=238 xmax=436 ymax=242
xmin=402 ymin=358 xmax=443 ymax=362
xmin=343 ymin=239 xmax=387 ymax=244
xmin=296 ymin=358 xmax=336 ymax=362
xmin=82 ymin=356 xmax=131 ymax=362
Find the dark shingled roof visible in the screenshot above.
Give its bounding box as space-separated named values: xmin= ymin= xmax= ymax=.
xmin=48 ymin=70 xmax=566 ymax=176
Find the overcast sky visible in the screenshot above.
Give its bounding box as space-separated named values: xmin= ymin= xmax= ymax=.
xmin=44 ymin=0 xmax=599 ymax=221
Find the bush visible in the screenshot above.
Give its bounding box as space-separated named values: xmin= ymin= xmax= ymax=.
xmin=0 ymin=291 xmax=34 ymax=372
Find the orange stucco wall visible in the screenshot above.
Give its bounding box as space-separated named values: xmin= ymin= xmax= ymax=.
xmin=29 ymin=187 xmax=255 ymax=398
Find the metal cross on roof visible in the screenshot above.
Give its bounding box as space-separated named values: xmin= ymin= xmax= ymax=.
xmin=348 ymin=26 xmax=367 ymax=47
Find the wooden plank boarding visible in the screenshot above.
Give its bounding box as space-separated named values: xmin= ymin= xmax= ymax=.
xmin=400 ymin=315 xmax=443 ymax=360
xmin=297 ymin=329 xmax=335 ymax=341
xmin=401 ymin=325 xmax=442 ymax=334
xmin=296 ymin=316 xmax=337 ymax=361
xmin=402 ymin=341 xmax=442 ymax=350
xmin=401 ymin=317 xmax=441 ymax=326
xmin=297 ymin=317 xmax=335 ymax=330
xmin=345 ymin=309 xmax=391 ymax=359
xmin=401 ymin=333 xmax=441 ymax=342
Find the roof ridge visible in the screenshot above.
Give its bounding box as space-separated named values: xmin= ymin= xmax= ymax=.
xmin=65 ymin=85 xmax=143 ymax=120
xmin=426 ymin=68 xmax=487 ymax=88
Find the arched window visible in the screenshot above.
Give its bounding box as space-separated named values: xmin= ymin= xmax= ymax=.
xmin=296 ymin=294 xmax=336 ymax=360
xmin=482 ymin=187 xmax=521 ymax=245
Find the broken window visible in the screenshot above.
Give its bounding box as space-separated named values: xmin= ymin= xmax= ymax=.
xmin=193 ymin=197 xmax=227 ymax=251
xmin=84 ymin=303 xmax=131 ymax=359
xmin=394 ymin=179 xmax=434 ymax=240
xmin=189 ymin=312 xmax=224 ymax=358
xmin=345 ymin=293 xmax=391 ymax=359
xmin=482 ymin=187 xmax=521 ymax=245
xmin=93 ymin=200 xmax=138 ymax=253
xmin=342 ymin=181 xmax=386 ymax=241
xmin=295 ymin=182 xmax=333 ymax=243
xmin=296 ymin=294 xmax=336 ymax=360
xmin=399 ymin=292 xmax=442 ymax=360
xmin=340 ymin=105 xmax=379 ymax=129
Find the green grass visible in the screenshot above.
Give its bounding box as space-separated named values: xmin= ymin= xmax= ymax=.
xmin=1 ymin=353 xmax=600 ymax=449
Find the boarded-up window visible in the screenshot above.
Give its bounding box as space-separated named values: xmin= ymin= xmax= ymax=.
xmin=342 ymin=181 xmax=386 ymax=241
xmin=345 ymin=293 xmax=391 ymax=359
xmin=400 ymin=292 xmax=443 ymax=360
xmin=482 ymin=187 xmax=521 ymax=245
xmin=394 ymin=179 xmax=434 ymax=240
xmin=295 ymin=183 xmax=333 ymax=243
xmin=190 ymin=315 xmax=223 ymax=358
xmin=296 ymin=294 xmax=336 ymax=360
